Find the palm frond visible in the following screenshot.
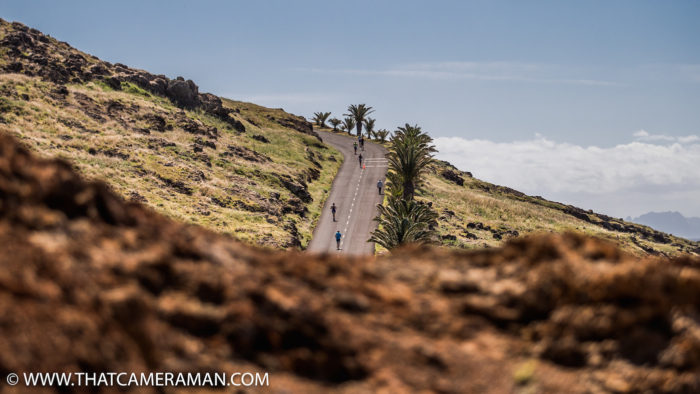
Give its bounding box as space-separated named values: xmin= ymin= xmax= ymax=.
xmin=368 ymin=196 xmax=438 ymax=250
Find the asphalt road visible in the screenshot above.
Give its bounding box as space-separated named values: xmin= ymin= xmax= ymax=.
xmin=307 ymin=131 xmax=388 ymax=256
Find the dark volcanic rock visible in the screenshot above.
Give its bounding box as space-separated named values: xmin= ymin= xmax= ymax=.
xmin=199 ymin=93 xmax=229 ymax=118
xmin=221 ymin=145 xmax=270 ymax=163
xmin=141 ymin=113 xmax=167 ymax=132
xmin=277 ymin=174 xmax=312 ymax=203
xmin=104 ymin=76 xmax=122 ymax=90
xmin=252 ymin=134 xmax=270 ymax=143
xmin=155 ymin=174 xmax=193 ymax=195
xmin=440 ymin=169 xmax=465 ymax=186
xmin=166 ymin=77 xmax=200 ymax=108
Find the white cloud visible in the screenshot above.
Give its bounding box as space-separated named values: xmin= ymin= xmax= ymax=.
xmin=633 ymin=129 xmax=699 ymax=144
xmin=633 ymin=130 xmax=650 ymax=138
xmin=679 ymin=135 xmax=700 ymax=144
xmin=304 ymin=61 xmax=621 ymax=86
xmin=434 ymin=134 xmax=700 ymax=217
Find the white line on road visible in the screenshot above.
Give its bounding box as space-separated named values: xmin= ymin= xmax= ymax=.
xmin=339 ymin=167 xmax=364 ymax=252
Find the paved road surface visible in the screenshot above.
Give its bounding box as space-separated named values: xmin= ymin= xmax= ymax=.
xmin=307 ymin=131 xmax=388 ymax=255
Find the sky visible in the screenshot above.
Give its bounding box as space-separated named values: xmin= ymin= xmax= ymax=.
xmin=2 ymin=0 xmax=699 ymax=217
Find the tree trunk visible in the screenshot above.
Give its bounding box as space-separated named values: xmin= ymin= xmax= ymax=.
xmin=356 ymin=122 xmax=362 ymax=137
xmin=402 ymin=181 xmax=415 ymax=201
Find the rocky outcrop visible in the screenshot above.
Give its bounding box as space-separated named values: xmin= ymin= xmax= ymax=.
xmin=440 ymin=169 xmax=465 ymax=186
xmin=220 ymin=144 xmax=271 ymax=163
xmin=0 ymin=19 xmax=255 ymax=134
xmin=1 ymin=132 xmax=699 ymax=393
xmin=277 ymin=174 xmax=312 ymax=203
xmin=165 ymin=77 xmax=199 ymax=108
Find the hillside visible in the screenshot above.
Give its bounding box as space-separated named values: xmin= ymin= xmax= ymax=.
xmin=1 ymin=131 xmax=699 ymax=393
xmin=0 ymin=18 xmax=341 ymax=248
xmin=422 ymin=160 xmax=700 ymax=256
xmin=2 ymin=17 xmax=698 ymax=258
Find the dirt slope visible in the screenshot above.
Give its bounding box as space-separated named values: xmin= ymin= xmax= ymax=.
xmin=2 ymin=133 xmax=699 ymax=393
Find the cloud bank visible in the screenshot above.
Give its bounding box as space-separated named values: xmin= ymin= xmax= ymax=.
xmin=305 ymin=61 xmax=621 ymax=86
xmin=434 ymin=132 xmax=700 ymax=217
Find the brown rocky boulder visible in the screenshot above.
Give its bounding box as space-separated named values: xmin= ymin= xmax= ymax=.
xmin=440 ymin=169 xmax=465 ymax=186
xmin=166 ymin=77 xmax=200 ymax=108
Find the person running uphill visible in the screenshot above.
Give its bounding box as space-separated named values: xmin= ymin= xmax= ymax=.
xmin=358 ymin=154 xmax=363 ymax=167
xmin=330 ymin=202 xmax=337 ymax=222
xmin=335 ymin=230 xmax=342 ymax=250
xmin=353 ymin=141 xmax=358 ymax=155
xmin=377 ymin=179 xmax=383 ymax=194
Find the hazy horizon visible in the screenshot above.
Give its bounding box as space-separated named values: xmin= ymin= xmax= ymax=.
xmin=1 ymin=0 xmax=698 ymax=217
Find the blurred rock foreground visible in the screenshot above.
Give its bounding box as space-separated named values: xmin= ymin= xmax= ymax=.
xmin=0 ymin=132 xmax=699 ymax=393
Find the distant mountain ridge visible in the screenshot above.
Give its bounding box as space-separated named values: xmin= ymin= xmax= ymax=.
xmin=628 ymin=211 xmax=700 ymax=241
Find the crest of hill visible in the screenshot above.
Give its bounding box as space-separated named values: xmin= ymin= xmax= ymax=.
xmin=1 ymin=131 xmax=700 ymax=393
xmin=0 ymin=18 xmax=341 ymax=248
xmin=421 ymin=150 xmax=700 ymax=256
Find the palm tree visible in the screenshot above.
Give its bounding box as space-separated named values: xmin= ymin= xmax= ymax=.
xmin=329 ymin=118 xmax=341 ymax=132
xmin=369 ymin=196 xmax=438 ymax=250
xmin=341 ymin=117 xmax=355 ymax=135
xmin=363 ymin=118 xmax=376 ymax=139
xmin=375 ymin=129 xmax=390 ymax=142
xmin=312 ymin=112 xmax=331 ymax=128
xmin=386 ymin=124 xmax=436 ymax=200
xmin=344 ymin=104 xmax=374 ymax=136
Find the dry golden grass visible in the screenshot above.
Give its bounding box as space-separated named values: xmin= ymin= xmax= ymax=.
xmin=423 ymin=164 xmax=698 ymax=256
xmin=0 ymin=74 xmax=341 ymax=248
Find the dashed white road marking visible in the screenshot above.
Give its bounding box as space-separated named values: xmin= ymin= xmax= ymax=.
xmin=339 ymin=166 xmax=365 ymax=252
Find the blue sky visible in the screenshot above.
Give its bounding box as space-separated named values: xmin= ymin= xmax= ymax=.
xmin=2 ymin=1 xmax=700 ymax=217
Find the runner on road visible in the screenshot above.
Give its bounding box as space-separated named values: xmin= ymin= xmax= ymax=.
xmin=358 ymin=153 xmax=363 ymax=167
xmin=330 ymin=202 xmax=337 ymax=222
xmin=377 ymin=180 xmax=383 ymax=194
xmin=335 ymin=230 xmax=342 ymax=250
xmin=359 ymin=136 xmax=365 ymax=151
xmin=353 ymin=142 xmax=358 ymax=155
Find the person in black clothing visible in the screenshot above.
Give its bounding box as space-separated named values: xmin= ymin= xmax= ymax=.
xmin=330 ymin=202 xmax=337 ymax=221
xmin=358 ymin=154 xmax=363 ymax=167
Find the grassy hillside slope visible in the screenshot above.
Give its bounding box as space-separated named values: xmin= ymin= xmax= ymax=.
xmin=0 ymin=19 xmax=340 ymax=248
xmin=423 ymin=161 xmax=700 ymax=256
xmin=318 ymin=127 xmax=699 ymax=257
